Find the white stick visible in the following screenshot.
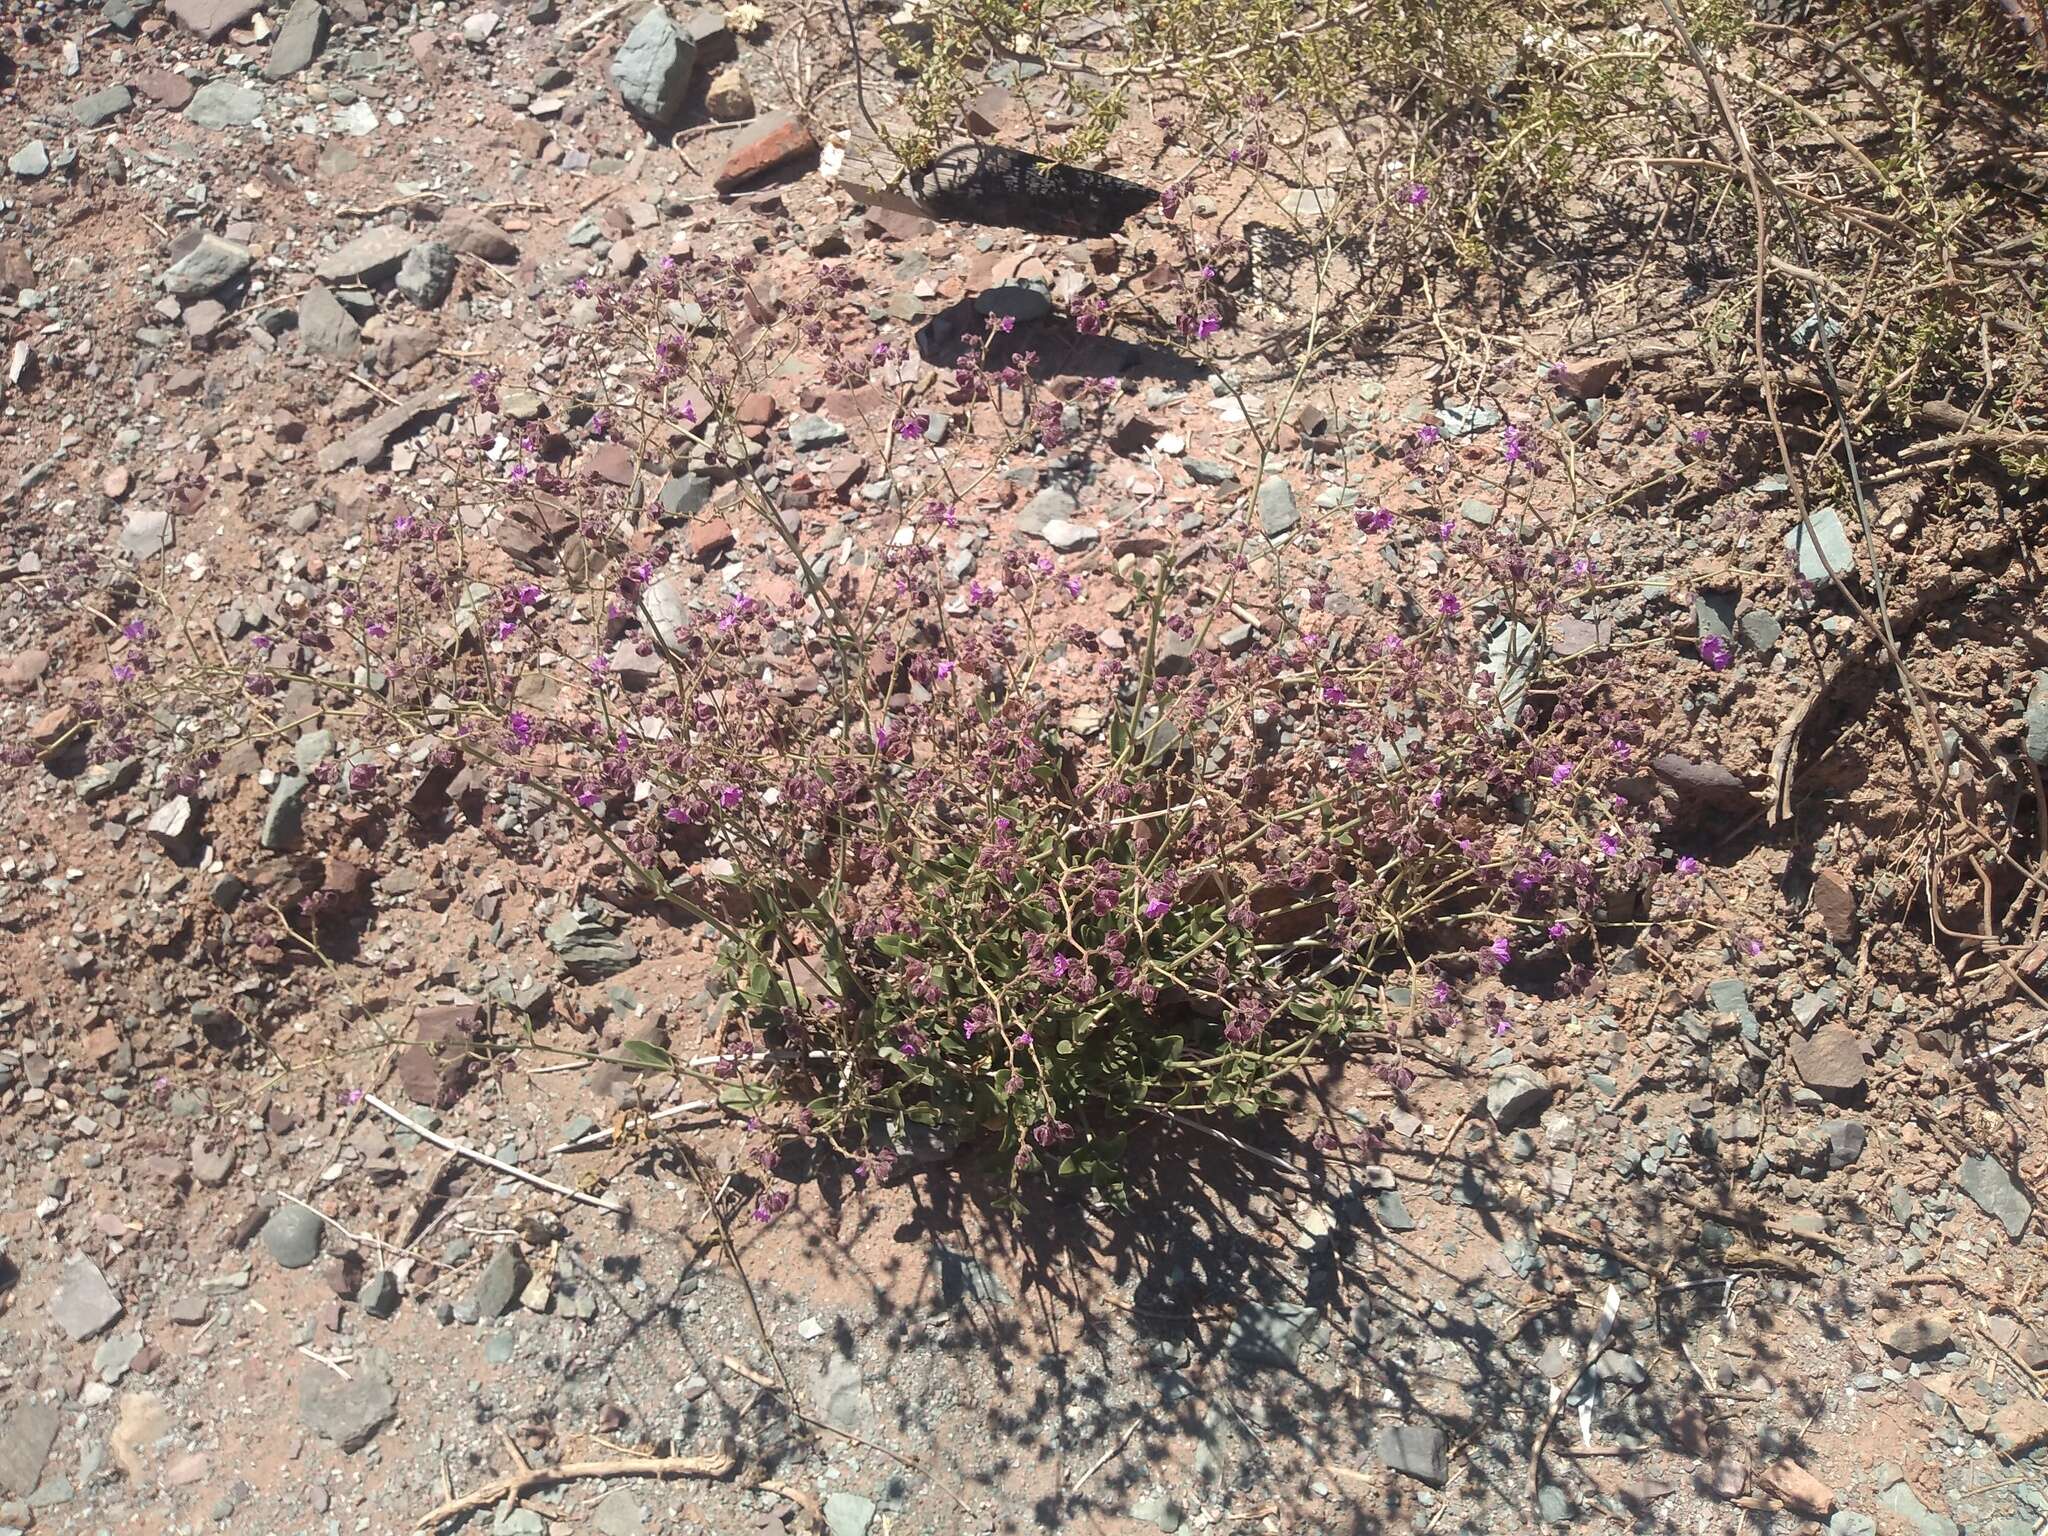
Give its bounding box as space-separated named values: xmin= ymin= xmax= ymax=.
xmin=1962 ymin=1017 xmax=2048 ymax=1067
xmin=364 ymin=1094 xmax=624 ymax=1214
xmin=547 ymin=1100 xmax=715 ymax=1154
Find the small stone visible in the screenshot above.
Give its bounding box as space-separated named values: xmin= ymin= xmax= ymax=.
xmin=298 ymin=286 xmax=362 ymax=357
xmin=1957 ymin=1152 xmax=2032 ymax=1241
xmin=823 ymin=1491 xmax=877 ymax=1536
xmin=1376 ymin=1423 xmax=1448 ymax=1487
xmin=1787 ymin=505 xmax=1856 ymax=585
xmin=145 ymin=796 xmax=197 ymax=856
xmin=789 ymin=413 xmax=848 ymax=451
xmin=1829 ymin=1515 xmax=1878 ymax=1536
xmin=612 ymin=6 xmax=697 ymax=125
xmin=94 ymin=1330 xmax=144 ymax=1384
xmin=314 ymin=225 xmax=415 ymax=286
xmin=265 ymin=0 xmax=328 ymax=79
xmin=1486 ymin=1064 xmax=1551 ymax=1129
xmin=1882 ymin=1314 xmax=1952 ymax=1359
xmin=299 ymin=1363 xmax=396 ymax=1453
xmin=1789 ymin=1024 xmax=1866 ymax=1099
xmin=592 ymin=1489 xmax=645 ymax=1536
xmin=1811 ymin=868 xmax=1857 ymax=940
xmin=470 ymin=1244 xmax=527 ymax=1319
xmin=1876 ymin=1478 xmax=1959 ymax=1536
xmin=1989 ymin=1396 xmax=2048 ymax=1453
xmin=0 ymin=1403 xmax=60 ymax=1497
xmin=168 ymin=0 xmax=262 ymax=38
xmin=972 ymin=280 xmax=1052 ymax=324
xmin=396 ymin=1004 xmax=485 ymax=1109
xmin=50 ymin=1255 xmax=123 ymax=1340
xmin=395 ymin=242 xmax=456 ymax=308
xmin=1016 ymin=484 xmax=1077 ymax=536
xmin=657 ymin=472 xmax=712 ymax=521
xmin=72 ymin=86 xmax=134 ymax=128
xmin=1256 ymin=477 xmax=1298 ymax=538
xmin=1822 ymin=1119 xmax=1865 ymax=1168
xmin=163 ymin=233 xmax=252 ymax=299
xmin=2023 ymin=670 xmax=2048 ymax=768
xmin=1759 ymin=1460 xmax=1835 ymax=1517
xmin=10 ymin=142 xmax=50 ymax=179
xmin=262 ymin=774 xmax=310 ymax=851
xmin=1129 ymin=1491 xmax=1183 ymax=1533
xmin=186 ymin=79 xmax=263 ymax=129
xmin=359 ymin=1270 xmax=400 ymax=1319
xmin=704 ymin=66 xmax=753 ymax=120
xmin=261 ymin=1203 xmax=324 ymax=1269
xmin=713 ymin=110 xmax=818 ymax=191
xmin=1039 ymin=517 xmax=1098 ymax=552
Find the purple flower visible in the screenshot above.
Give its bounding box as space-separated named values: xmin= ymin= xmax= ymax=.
xmin=1195 ymin=312 xmax=1221 ymax=340
xmin=1404 ymin=182 xmax=1429 ymax=207
xmin=507 ymin=710 xmax=536 ymax=748
xmin=1142 ymin=893 xmax=1170 ymax=921
xmin=1489 ymin=936 xmax=1513 ymax=966
xmin=1549 ymin=760 xmax=1573 ymax=784
xmin=1416 ymin=424 xmax=1441 ymax=446
xmin=1502 ymin=424 xmax=1525 ymax=465
xmin=1435 ymin=591 xmax=1463 ymax=618
xmin=1676 ymin=855 xmax=1702 ymax=876
xmin=717 ymin=785 xmax=744 ymax=809
xmin=1700 ymin=634 xmax=1732 ymax=670
xmin=1547 ymin=920 xmax=1570 ymax=940
xmin=122 ymin=618 xmax=148 ymax=642
xmin=896 ymin=415 xmax=927 ymax=442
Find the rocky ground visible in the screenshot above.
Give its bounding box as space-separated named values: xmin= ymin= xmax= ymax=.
xmin=2 ymin=3 xmax=2046 ymax=1536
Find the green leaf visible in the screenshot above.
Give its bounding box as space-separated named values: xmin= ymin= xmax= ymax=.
xmin=612 ymin=1039 xmax=674 ymax=1072
xmin=717 ymin=1082 xmax=775 ymax=1111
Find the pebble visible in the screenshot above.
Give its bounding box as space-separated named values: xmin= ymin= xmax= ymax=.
xmin=471 ymin=1244 xmax=528 ymax=1319
xmin=49 ymin=1255 xmax=124 ymax=1340
xmin=823 ymin=1490 xmax=877 ymax=1536
xmin=1957 ymin=1152 xmax=2032 ymax=1240
xmin=1376 ymin=1423 xmax=1448 ymax=1487
xmin=261 ymin=1203 xmax=324 ymax=1269
xmin=9 ymin=142 xmax=49 ymax=179
xmin=186 ymin=79 xmax=264 ymax=129
xmin=612 ymin=5 xmax=696 ymax=125
xmin=1485 ymin=1064 xmax=1551 ymax=1128
xmin=1256 ymin=476 xmax=1299 ymax=538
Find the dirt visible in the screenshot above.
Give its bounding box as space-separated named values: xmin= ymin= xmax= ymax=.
xmin=0 ymin=3 xmax=2045 ymax=1536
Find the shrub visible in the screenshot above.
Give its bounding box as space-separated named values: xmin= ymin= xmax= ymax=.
xmin=88 ymin=234 xmax=1679 ymax=1205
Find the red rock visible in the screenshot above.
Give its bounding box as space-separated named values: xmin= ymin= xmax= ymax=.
xmin=131 ymin=67 xmax=197 ymax=111
xmin=712 ymin=112 xmax=818 ymax=192
xmin=583 ymin=441 xmax=636 ymax=486
xmin=735 ymin=390 xmax=779 ymax=427
xmin=1790 ymin=1023 xmax=1867 ymax=1099
xmin=688 ymin=517 xmax=735 ymax=564
xmin=0 ymin=648 xmax=51 ymax=694
xmin=395 ymin=1004 xmax=485 ymax=1109
xmin=166 ymin=0 xmax=261 ymax=40
xmin=1811 ymin=868 xmax=1856 ymax=940
xmin=441 ymin=217 xmax=518 ymax=263
xmin=1756 ymin=1459 xmax=1834 ymax=1516
xmin=1551 ymin=355 xmax=1625 ymax=399
xmin=1992 ymin=1396 xmax=2048 ymax=1452
xmin=962 ymin=84 xmax=1011 ymax=136
xmin=29 ymin=704 xmax=77 ymax=746
xmin=103 ymin=466 xmax=132 ymax=499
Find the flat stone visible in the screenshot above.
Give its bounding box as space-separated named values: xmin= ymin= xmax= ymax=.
xmin=262 ymin=774 xmax=310 ymax=851
xmin=396 ymin=1003 xmax=485 ymax=1109
xmin=1989 ymin=1396 xmax=2048 ymax=1453
xmin=0 ymin=1403 xmax=60 ymax=1497
xmin=186 ymin=79 xmax=263 ymax=129
xmin=442 ymin=218 xmax=519 ymax=263
xmin=1039 ymin=517 xmax=1098 ymax=552
xmin=592 ymin=1488 xmax=645 ymax=1536
xmin=314 ymin=226 xmax=415 ymax=286
xmin=298 ymin=284 xmax=362 ymax=356
xmin=1758 ymin=1460 xmax=1835 ymax=1517
xmin=49 ymin=1255 xmax=123 ymax=1340
xmin=543 ymin=908 xmax=638 ymax=980
xmin=395 ymin=241 xmax=456 ymax=308
xmin=973 ymin=280 xmax=1052 ymax=324
xmin=359 ymin=1270 xmax=400 ymax=1319
xmin=1830 ymin=1516 xmax=1878 ymax=1536
xmin=299 ymin=1362 xmax=396 ymax=1453
xmin=612 ymin=6 xmax=696 ymax=126
xmin=470 ymin=1245 xmax=527 ymax=1319
xmin=1787 ymin=505 xmax=1856 ymax=585
xmin=1225 ymin=1301 xmax=1316 ymax=1369
xmin=1377 ymin=1423 xmax=1448 ymax=1487
xmin=1881 ymin=1314 xmax=1952 ymax=1359
xmin=162 ymin=233 xmax=251 ymax=298
xmin=1256 ymin=476 xmax=1298 ymax=538
xmin=261 ymin=1202 xmax=323 ymax=1268
xmin=822 ymin=1491 xmax=876 ymax=1536
xmin=1822 ymin=1119 xmax=1865 ymax=1169
xmin=94 ymin=1330 xmax=144 ymax=1384
xmin=1789 ymin=1023 xmax=1866 ymax=1099
xmin=788 ymin=413 xmax=848 ymax=451
xmin=167 ymin=0 xmax=262 ymax=38
xmin=72 ymin=86 xmax=134 ymax=127
xmin=704 ymin=65 xmax=752 ymax=120
xmin=1129 ymin=1491 xmax=1183 ymax=1533
xmin=712 ymin=110 xmax=818 ymax=191
xmin=1876 ymin=1478 xmax=1958 ymax=1536
xmin=1486 ymin=1064 xmax=1551 ymax=1128
xmin=315 ymin=382 xmax=467 ymax=471
xmin=265 ymin=0 xmax=328 ymax=79
xmin=657 ymin=472 xmax=712 ymax=521
xmin=2024 ymin=670 xmax=2048 ymax=768
xmin=1957 ymin=1152 xmax=2032 ymax=1241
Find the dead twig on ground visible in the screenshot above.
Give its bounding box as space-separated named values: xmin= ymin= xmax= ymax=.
xmin=414 ymin=1447 xmax=739 ymax=1529
xmin=364 ymin=1093 xmax=625 ymax=1214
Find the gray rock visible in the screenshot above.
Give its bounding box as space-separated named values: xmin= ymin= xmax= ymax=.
xmin=1256 ymin=477 xmax=1298 ymax=538
xmin=1129 ymin=1491 xmax=1183 ymax=1532
xmin=1695 ymin=589 xmax=1737 ymax=644
xmin=2023 ymin=671 xmax=2048 ymax=768
xmin=788 ymin=412 xmax=849 ymax=451
xmin=72 ymin=86 xmax=134 ymax=127
xmin=118 ymin=508 xmax=174 ymax=558
xmin=9 ymin=142 xmax=50 ymax=179
xmin=1829 ymin=1514 xmax=1877 ymax=1536
xmin=262 ymin=774 xmax=309 ymax=851
xmin=314 ymin=225 xmax=414 ymax=286
xmin=973 ymin=280 xmax=1052 ymax=324
xmin=1790 ymin=1023 xmax=1866 ymax=1099
xmin=395 ymin=241 xmax=456 ymax=308
xmin=261 ymin=1203 xmax=323 ymax=1268
xmin=1372 ymin=1187 xmax=1416 ymax=1231
xmin=592 ymin=1489 xmax=645 ymax=1536
xmin=1226 ymin=1301 xmax=1316 ymax=1369
xmin=163 ymin=233 xmax=252 ymax=298
xmin=1787 ymin=505 xmax=1855 ymax=585
xmin=1958 ymin=1152 xmax=2032 ymax=1241
xmin=359 ymin=1270 xmax=400 ymax=1319
xmin=1740 ymin=608 xmax=1782 ymax=652
xmin=93 ymin=1330 xmax=144 ymax=1383
xmin=146 ymin=796 xmax=197 ymax=856
xmin=265 ymin=0 xmax=327 ymax=79
xmin=1376 ymin=1423 xmax=1448 ymax=1487
xmin=49 ymin=1256 xmax=123 ymax=1340
xmin=1589 ymin=1348 xmax=1647 ymax=1387
xmin=299 ymin=1362 xmax=397 ymax=1452
xmin=612 ymin=7 xmax=697 ymax=126
xmin=543 ymin=908 xmax=638 ymax=980
xmin=931 ymin=1244 xmax=1011 ymax=1308
xmin=1876 ymin=1478 xmax=1959 ymax=1536
xmin=1822 ymin=1119 xmax=1865 ymax=1169
xmin=1486 ymin=1064 xmax=1551 ymax=1128
xmin=1016 ymin=484 xmax=1077 ymax=536
xmin=298 ymin=286 xmax=361 ymax=357
xmin=1183 ymin=458 xmax=1235 ymax=486
xmin=186 ymin=79 xmax=263 ymax=129
xmin=471 ymin=1245 xmax=528 ymax=1319
xmin=823 ymin=1491 xmax=877 ymax=1536
xmin=657 ymin=472 xmax=712 ymax=521
xmin=1039 ymin=517 xmax=1098 ymax=552
xmin=1536 ymin=1484 xmax=1572 ymax=1523
xmin=0 ymin=1403 xmax=60 ymax=1498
